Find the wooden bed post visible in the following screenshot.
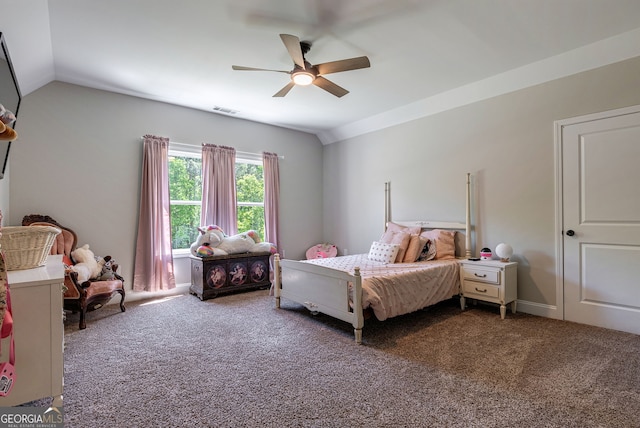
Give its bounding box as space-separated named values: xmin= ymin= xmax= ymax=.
xmin=384 ymin=181 xmax=391 ymax=230
xmin=274 ymin=253 xmax=281 ymax=308
xmin=352 ymin=266 xmax=364 ymax=344
xmin=465 ymin=173 xmax=472 ymax=259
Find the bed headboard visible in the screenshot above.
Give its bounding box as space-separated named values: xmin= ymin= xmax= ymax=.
xmin=384 ymin=173 xmax=473 ymax=259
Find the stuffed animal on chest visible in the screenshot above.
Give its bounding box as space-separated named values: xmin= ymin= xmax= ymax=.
xmin=189 ymin=225 xmax=275 ymax=257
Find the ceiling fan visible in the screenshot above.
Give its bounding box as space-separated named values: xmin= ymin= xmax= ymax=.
xmin=232 ymin=34 xmax=370 ymax=98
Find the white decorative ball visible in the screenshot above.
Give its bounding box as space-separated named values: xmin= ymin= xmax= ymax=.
xmin=495 ymin=243 xmax=513 ymax=262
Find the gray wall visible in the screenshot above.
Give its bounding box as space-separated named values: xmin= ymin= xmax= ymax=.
xmin=323 ymin=56 xmax=640 ymax=316
xmin=5 ymin=56 xmax=640 ymax=312
xmin=8 ymin=81 xmax=323 ymax=297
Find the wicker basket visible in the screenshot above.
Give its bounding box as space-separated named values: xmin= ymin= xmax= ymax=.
xmin=0 ymin=225 xmax=61 ymax=270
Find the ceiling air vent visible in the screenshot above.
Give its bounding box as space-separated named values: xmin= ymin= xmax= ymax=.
xmin=213 ymin=106 xmax=238 ymax=115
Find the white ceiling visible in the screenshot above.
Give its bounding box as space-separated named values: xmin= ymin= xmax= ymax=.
xmin=3 ymin=0 xmax=640 ymax=144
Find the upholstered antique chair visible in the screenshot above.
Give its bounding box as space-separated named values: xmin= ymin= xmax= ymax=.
xmin=22 ymin=214 xmax=125 ymax=329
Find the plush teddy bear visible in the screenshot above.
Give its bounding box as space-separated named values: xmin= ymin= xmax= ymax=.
xmin=70 ymin=244 xmax=102 ymax=283
xmin=0 ymin=104 xmax=17 ymax=142
xmin=96 ymin=255 xmax=117 ymax=281
xmin=94 ymin=255 xmax=117 ymax=281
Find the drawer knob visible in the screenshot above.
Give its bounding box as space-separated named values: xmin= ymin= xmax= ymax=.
xmin=475 ymin=287 xmax=487 ymax=293
xmin=474 ymin=273 xmax=487 ymax=278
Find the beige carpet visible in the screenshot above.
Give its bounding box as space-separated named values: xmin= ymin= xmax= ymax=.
xmin=57 ymin=290 xmax=640 ymax=427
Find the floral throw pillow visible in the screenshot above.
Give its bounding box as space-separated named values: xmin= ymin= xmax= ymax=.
xmin=416 ymin=240 xmax=437 ymax=262
xmin=420 ymin=229 xmax=456 ymax=260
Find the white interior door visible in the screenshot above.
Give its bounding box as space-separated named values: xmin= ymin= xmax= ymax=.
xmin=562 ymin=107 xmax=640 ymax=335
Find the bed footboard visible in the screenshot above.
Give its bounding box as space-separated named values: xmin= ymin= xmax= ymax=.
xmin=274 ymin=254 xmax=364 ymax=344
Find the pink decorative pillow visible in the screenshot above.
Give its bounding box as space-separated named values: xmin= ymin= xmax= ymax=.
xmin=62 ymin=254 xmax=74 ymax=268
xmin=420 ymin=229 xmax=456 ymax=260
xmin=380 ymin=230 xmax=412 ymax=263
xmin=386 ymin=222 xmax=421 ymax=235
xmin=404 ymin=234 xmax=428 ymax=263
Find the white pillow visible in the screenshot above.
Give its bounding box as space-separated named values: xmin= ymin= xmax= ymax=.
xmin=368 ymin=241 xmax=400 ymax=264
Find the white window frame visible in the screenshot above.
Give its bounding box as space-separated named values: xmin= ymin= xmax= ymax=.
xmin=235 ymin=153 xmax=265 ymax=215
xmin=168 ymin=147 xmax=202 ymax=257
xmin=168 ymin=144 xmax=265 ymax=258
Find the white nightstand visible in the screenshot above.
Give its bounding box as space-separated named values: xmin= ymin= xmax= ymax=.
xmin=460 ymin=259 xmax=517 ymax=319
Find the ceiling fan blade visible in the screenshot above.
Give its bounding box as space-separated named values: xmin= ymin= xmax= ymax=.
xmin=280 ymin=34 xmax=305 ymax=69
xmin=232 ymin=65 xmax=290 ymax=74
xmin=312 ymin=76 xmax=349 ymax=98
xmin=273 ymin=81 xmax=296 ymax=97
xmin=315 ymin=56 xmax=371 ymax=75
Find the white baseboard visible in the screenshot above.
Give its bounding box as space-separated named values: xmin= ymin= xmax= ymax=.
xmin=104 ymin=283 xmax=191 ymax=306
xmin=106 ymin=288 xmax=562 ymax=321
xmin=516 ymin=299 xmax=562 ymax=320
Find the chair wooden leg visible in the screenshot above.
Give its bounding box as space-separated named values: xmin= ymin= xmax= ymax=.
xmin=79 ymin=291 xmax=88 ymax=329
xmin=119 ymin=290 xmax=126 ymax=312
xmin=79 ymin=308 xmax=87 ymax=330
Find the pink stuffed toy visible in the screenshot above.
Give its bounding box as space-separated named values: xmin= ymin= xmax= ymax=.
xmin=305 ymin=244 xmax=337 ymax=260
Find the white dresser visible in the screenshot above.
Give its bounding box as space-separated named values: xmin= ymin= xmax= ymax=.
xmin=0 ymin=255 xmax=64 ymax=406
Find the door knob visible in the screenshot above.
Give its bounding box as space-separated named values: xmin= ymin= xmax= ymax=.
xmin=566 ymin=230 xmax=575 ymax=236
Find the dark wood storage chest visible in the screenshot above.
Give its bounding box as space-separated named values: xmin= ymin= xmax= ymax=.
xmin=190 ymin=252 xmax=271 ymax=300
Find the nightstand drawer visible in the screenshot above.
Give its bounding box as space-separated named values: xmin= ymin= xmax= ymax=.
xmin=462 ymin=266 xmax=500 ymax=285
xmin=462 ymin=281 xmax=500 ymax=299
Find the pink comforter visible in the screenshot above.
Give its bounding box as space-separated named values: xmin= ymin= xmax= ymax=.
xmin=304 ymin=254 xmax=460 ymax=321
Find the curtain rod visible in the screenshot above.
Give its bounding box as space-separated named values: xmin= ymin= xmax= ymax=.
xmin=141 ymin=138 xmax=284 ymax=159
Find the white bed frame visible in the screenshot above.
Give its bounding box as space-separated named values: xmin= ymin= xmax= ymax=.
xmin=274 ymin=173 xmax=472 ymax=344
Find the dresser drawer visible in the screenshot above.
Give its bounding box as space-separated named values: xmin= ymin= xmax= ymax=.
xmin=462 ymin=281 xmax=500 ymax=299
xmin=462 ymin=266 xmax=500 ymax=285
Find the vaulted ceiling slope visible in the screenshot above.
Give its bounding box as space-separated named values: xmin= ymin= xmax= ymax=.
xmin=2 ymin=0 xmax=640 ymax=144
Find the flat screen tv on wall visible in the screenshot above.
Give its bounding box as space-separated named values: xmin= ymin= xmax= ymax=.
xmin=0 ymin=31 xmax=22 ymax=179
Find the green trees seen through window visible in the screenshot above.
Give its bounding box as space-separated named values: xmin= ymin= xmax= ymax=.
xmin=169 ymin=153 xmax=265 ymax=250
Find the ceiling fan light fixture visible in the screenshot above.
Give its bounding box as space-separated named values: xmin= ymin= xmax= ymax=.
xmin=232 ymin=33 xmax=370 ymax=97
xmin=292 ymin=71 xmax=315 ymax=86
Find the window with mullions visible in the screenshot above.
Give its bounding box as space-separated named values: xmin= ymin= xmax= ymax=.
xmin=168 ymin=151 xmax=202 ymax=250
xmin=235 ymin=161 xmax=265 ymax=239
xmin=168 ymin=149 xmax=265 ymax=251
